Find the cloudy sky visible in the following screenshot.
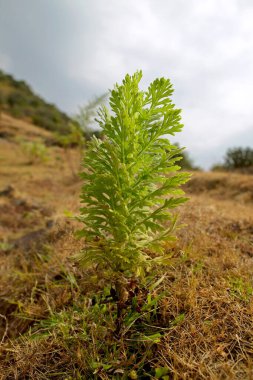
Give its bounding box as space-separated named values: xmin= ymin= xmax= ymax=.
xmin=0 ymin=0 xmax=253 ymax=168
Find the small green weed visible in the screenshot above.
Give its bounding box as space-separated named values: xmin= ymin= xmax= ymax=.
xmin=0 ymin=241 xmax=13 ymax=252
xmin=229 ymin=276 xmax=253 ymax=301
xmin=20 ymin=140 xmax=49 ymax=164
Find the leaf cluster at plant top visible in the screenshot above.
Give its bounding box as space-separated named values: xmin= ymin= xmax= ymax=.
xmin=77 ymin=70 xmax=190 ymax=278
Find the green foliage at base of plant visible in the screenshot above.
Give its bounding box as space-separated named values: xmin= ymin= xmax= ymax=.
xmin=27 ymin=273 xmax=175 ymax=379
xmin=77 ymin=71 xmax=190 ymax=277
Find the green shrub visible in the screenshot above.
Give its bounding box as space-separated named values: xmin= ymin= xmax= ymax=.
xmin=32 ymin=113 xmax=56 ymax=131
xmin=0 ymin=91 xmax=4 ymax=116
xmin=0 ymin=91 xmax=4 ymax=105
xmin=55 ymin=123 xmax=85 ymax=148
xmin=21 ymin=140 xmax=49 ymax=164
xmin=7 ymin=92 xmax=26 ymax=107
xmin=12 ymin=79 xmax=31 ymax=92
xmin=0 ymin=69 xmax=71 ymax=133
xmin=224 ymin=147 xmax=253 ymax=170
xmin=212 ymin=147 xmax=253 ymax=173
xmin=77 ymin=71 xmax=190 ymax=280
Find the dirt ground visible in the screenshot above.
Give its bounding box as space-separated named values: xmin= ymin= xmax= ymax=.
xmin=0 ymin=113 xmax=253 ymax=379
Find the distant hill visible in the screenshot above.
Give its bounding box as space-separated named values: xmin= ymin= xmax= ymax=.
xmin=0 ymin=70 xmax=71 ymax=133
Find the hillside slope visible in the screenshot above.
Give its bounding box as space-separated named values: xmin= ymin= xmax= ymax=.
xmin=0 ymin=70 xmax=71 ymax=133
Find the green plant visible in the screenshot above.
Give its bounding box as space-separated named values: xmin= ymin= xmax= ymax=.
xmin=77 ymin=71 xmax=189 ymax=280
xmin=0 ymin=91 xmax=3 ymax=119
xmin=0 ymin=241 xmax=13 ymax=252
xmin=0 ymin=69 xmax=71 ymax=133
xmin=224 ymin=147 xmax=253 ymax=171
xmin=56 ymin=123 xmax=85 ymax=149
xmin=229 ymin=276 xmax=253 ymax=301
xmin=212 ymin=147 xmax=253 ymax=173
xmin=21 ymin=140 xmax=49 ymax=164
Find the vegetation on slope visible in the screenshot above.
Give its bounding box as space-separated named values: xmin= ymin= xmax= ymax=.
xmin=212 ymin=147 xmax=253 ymax=174
xmin=0 ymin=69 xmax=71 ymax=133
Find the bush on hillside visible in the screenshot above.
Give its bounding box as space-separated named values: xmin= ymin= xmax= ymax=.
xmin=20 ymin=140 xmax=49 ymax=164
xmin=0 ymin=91 xmax=4 ymax=109
xmin=224 ymin=147 xmax=253 ymax=170
xmin=212 ymin=147 xmax=253 ymax=173
xmin=0 ymin=69 xmax=71 ymax=133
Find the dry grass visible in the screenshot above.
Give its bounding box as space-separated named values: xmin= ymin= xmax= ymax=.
xmin=0 ymin=115 xmax=253 ymax=379
xmin=185 ymin=171 xmax=253 ymax=203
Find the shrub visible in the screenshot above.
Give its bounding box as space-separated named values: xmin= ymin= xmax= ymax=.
xmin=55 ymin=123 xmax=85 ymax=148
xmin=0 ymin=91 xmax=4 ymax=116
xmin=12 ymin=79 xmax=31 ymax=92
xmin=0 ymin=69 xmax=72 ymax=133
xmin=32 ymin=111 xmax=69 ymax=133
xmin=21 ymin=140 xmax=49 ymax=164
xmin=224 ymin=147 xmax=253 ymax=170
xmin=32 ymin=113 xmax=56 ymax=131
xmin=7 ymin=92 xmax=26 ymax=107
xmin=0 ymin=91 xmax=4 ymax=105
xmin=77 ymin=71 xmax=190 ymax=282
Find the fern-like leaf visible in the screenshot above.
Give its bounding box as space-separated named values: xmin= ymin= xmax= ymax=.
xmin=77 ymin=71 xmax=190 ymax=276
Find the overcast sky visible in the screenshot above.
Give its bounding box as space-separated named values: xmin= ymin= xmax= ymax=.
xmin=0 ymin=0 xmax=253 ymax=168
